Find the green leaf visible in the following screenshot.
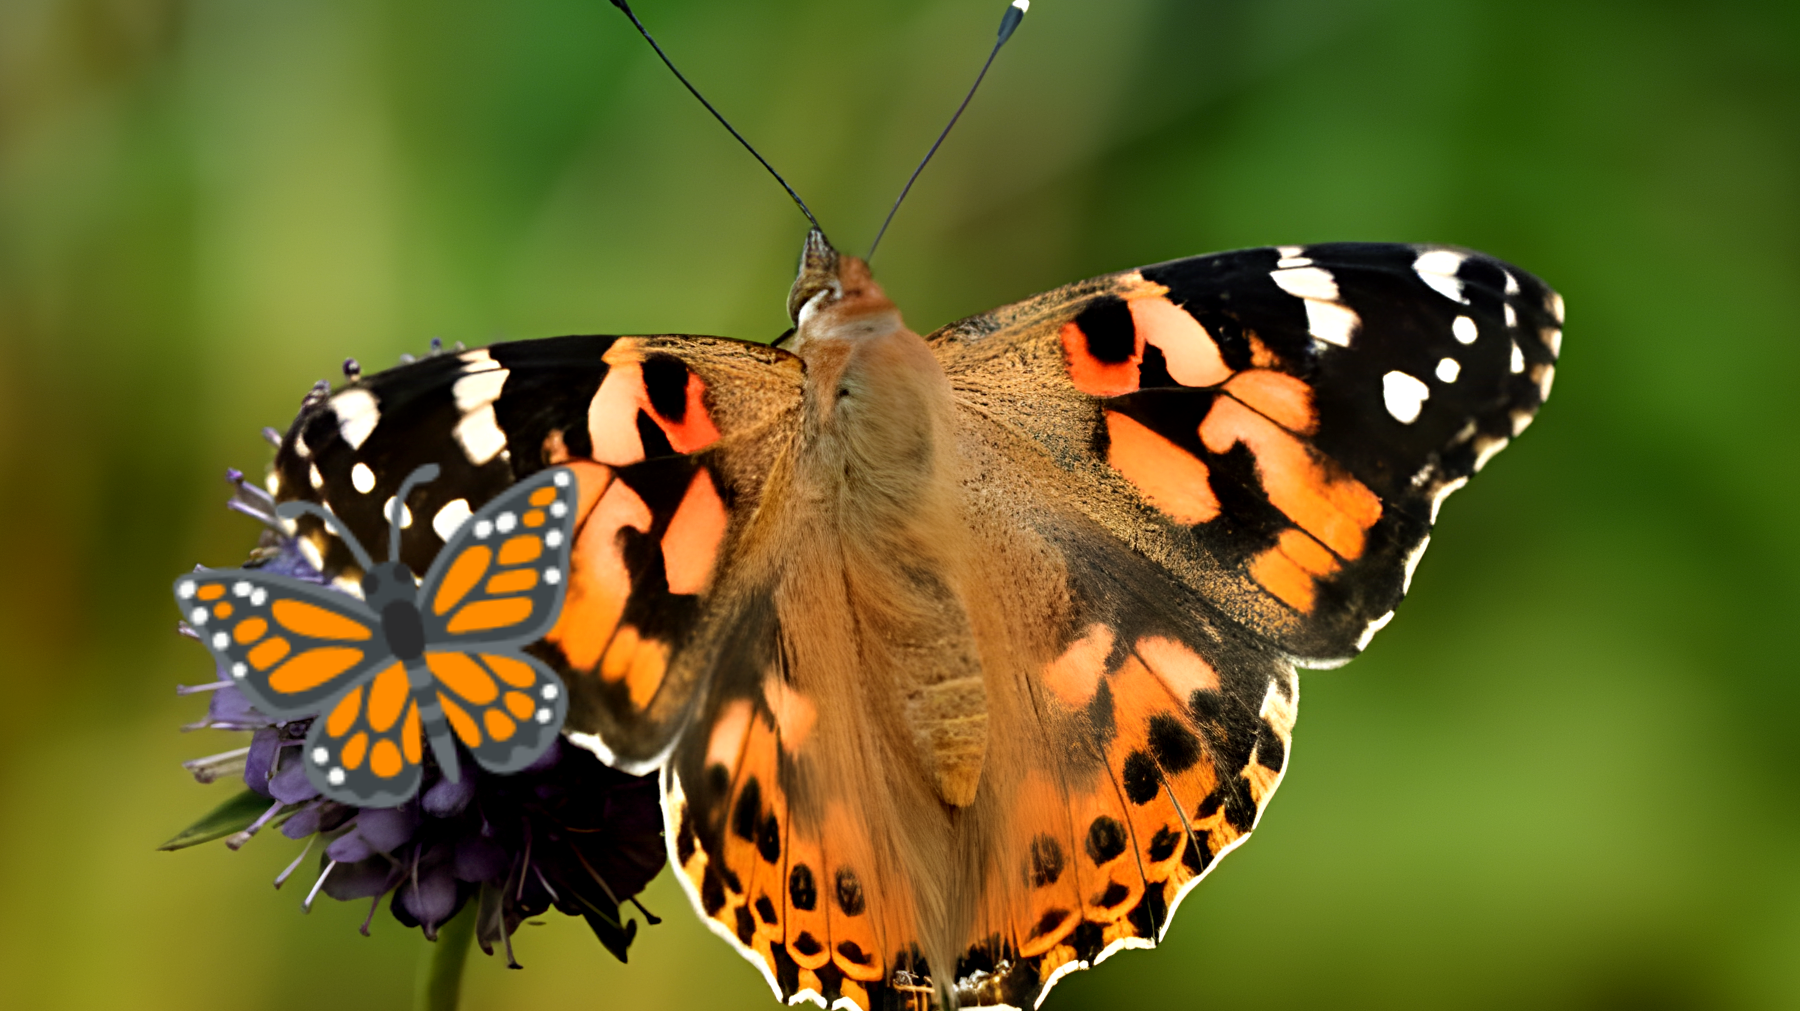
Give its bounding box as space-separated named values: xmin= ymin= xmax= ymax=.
xmin=158 ymin=789 xmax=275 ymax=851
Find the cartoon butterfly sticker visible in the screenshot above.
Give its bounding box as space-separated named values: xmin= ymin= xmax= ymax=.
xmin=174 ymin=463 xmax=576 ymax=807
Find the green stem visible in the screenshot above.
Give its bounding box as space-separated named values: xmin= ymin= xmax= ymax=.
xmin=414 ymin=903 xmax=477 ymax=1011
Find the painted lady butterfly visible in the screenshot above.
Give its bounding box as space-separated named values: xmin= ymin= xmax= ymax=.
xmin=263 ymin=224 xmax=1561 ymax=1008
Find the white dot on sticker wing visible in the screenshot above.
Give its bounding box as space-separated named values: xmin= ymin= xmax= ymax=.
xmin=548 ymin=500 xmax=567 ymax=519
xmin=553 ymin=471 xmax=570 ymax=488
xmin=251 ymin=588 xmax=268 ymax=606
xmin=327 ymin=767 xmax=346 ymax=786
xmin=474 ymin=519 xmax=493 ymax=540
xmin=312 ymin=747 xmax=329 ymax=764
xmin=536 ymin=708 xmax=552 ymax=724
xmin=190 ymin=607 xmax=208 ymax=627
xmin=232 ymin=581 xmax=251 ymax=597
xmin=178 ymin=580 xmax=197 ymax=599
xmin=543 ymin=567 xmax=561 ymax=585
xmin=545 ymin=529 xmax=564 ymax=549
xmin=212 ymin=632 xmax=229 ymax=649
xmin=231 ymin=662 xmax=247 ymax=678
xmin=541 ymin=684 xmax=559 ymax=700
xmin=496 ymin=511 xmax=517 ymax=534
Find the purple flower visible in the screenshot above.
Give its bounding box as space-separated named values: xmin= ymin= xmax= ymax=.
xmin=166 ymin=439 xmax=665 ymax=964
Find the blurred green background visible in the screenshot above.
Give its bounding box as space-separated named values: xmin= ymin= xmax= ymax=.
xmin=1 ymin=0 xmax=1795 ymax=1008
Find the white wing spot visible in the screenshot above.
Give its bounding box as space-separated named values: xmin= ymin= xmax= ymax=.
xmin=384 ymin=496 xmax=413 ymax=529
xmin=309 ymin=464 xmax=323 ymax=490
xmin=178 ymin=580 xmax=197 ymax=599
xmin=541 ymin=684 xmax=559 ymax=700
xmin=251 ymin=588 xmax=268 ymax=607
xmin=1511 ymin=409 xmax=1536 ymax=436
xmin=1413 ymin=249 xmax=1468 ymax=303
xmin=327 ymin=767 xmax=346 ymax=786
xmin=331 ymin=389 xmax=380 ymax=450
xmin=1451 ymin=315 xmax=1478 ymax=345
xmin=1273 ymin=266 xmax=1359 ymax=346
xmin=1548 ymin=291 xmax=1565 ymax=324
xmin=453 ymin=406 xmax=508 ymax=466
xmin=451 ymin=365 xmax=509 ymax=414
xmin=496 ymin=512 xmax=517 ymax=534
xmin=1429 ymin=476 xmax=1468 ymax=523
xmin=190 ymin=607 xmax=208 ymax=627
xmin=212 ymin=631 xmax=229 ymax=650
xmin=433 ymin=499 xmax=472 ymax=542
xmin=548 ymin=500 xmax=568 ymax=518
xmin=1402 ymin=536 xmax=1432 ymax=594
xmin=1304 ymin=299 xmax=1359 ymax=347
xmin=1473 ymin=435 xmax=1510 ymax=473
xmin=1382 ymin=371 xmax=1430 ymax=424
xmin=1536 ymin=363 xmax=1556 ymax=400
xmin=553 ymin=471 xmax=570 ymax=487
xmin=1510 ymin=341 xmax=1526 ymax=374
xmin=536 ymin=708 xmax=552 ymax=724
xmin=351 ymin=462 xmax=376 ymax=494
xmin=312 ymin=747 xmax=329 ymax=765
xmin=1435 ymin=357 xmax=1461 ymax=383
xmin=1503 ymin=303 xmax=1517 ymax=329
xmin=544 ymin=529 xmax=564 ymax=549
xmin=232 ymin=581 xmax=251 ymax=597
xmin=1543 ymin=327 xmax=1563 ymax=357
xmin=1354 ymin=611 xmax=1396 ymax=652
xmin=1271 ymin=266 xmax=1338 ymax=301
xmin=1503 ymin=270 xmax=1520 ymax=296
xmin=473 ymin=519 xmax=494 ymax=540
xmin=231 ymin=662 xmax=247 ymax=679
xmin=543 ymin=567 xmax=561 ymax=585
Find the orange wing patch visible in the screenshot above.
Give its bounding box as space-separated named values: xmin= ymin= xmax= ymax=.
xmin=1104 ymin=412 xmax=1220 ymax=526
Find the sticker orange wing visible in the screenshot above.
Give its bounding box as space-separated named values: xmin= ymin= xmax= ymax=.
xmin=303 ymin=660 xmax=427 ymax=807
xmin=420 ymin=650 xmax=569 ymax=775
xmin=174 ymin=570 xmax=388 ymax=719
xmin=416 ymin=466 xmax=579 ymax=649
xmin=930 ymin=242 xmax=1561 ymax=665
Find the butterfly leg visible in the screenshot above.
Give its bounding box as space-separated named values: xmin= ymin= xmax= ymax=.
xmin=406 ymin=656 xmax=464 ymax=783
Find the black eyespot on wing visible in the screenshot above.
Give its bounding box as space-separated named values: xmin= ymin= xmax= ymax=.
xmin=1029 ymin=835 xmax=1065 ymax=887
xmin=641 ymin=355 xmax=690 ymax=422
xmin=731 ymin=776 xmax=762 ymax=842
xmin=1122 ymin=750 xmax=1160 ymax=804
xmin=788 ymin=864 xmax=817 ymax=911
xmin=1085 ymin=817 xmax=1128 ymax=864
xmin=1146 ymin=714 xmax=1201 ymax=773
xmin=834 ymin=868 xmax=865 ymax=916
xmin=1074 ymin=297 xmax=1137 ymax=362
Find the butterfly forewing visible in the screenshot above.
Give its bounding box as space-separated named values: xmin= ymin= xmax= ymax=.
xmin=930 ymin=241 xmax=1561 ymax=664
xmin=417 ymin=466 xmax=579 ymax=648
xmin=174 ymin=570 xmax=386 ymax=719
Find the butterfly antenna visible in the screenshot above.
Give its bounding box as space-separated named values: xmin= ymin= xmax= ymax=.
xmin=608 ymin=0 xmax=824 ymax=237
xmin=388 ymin=463 xmax=442 ymax=562
xmin=274 ymin=501 xmax=377 ymax=574
xmin=866 ymin=0 xmax=1029 ymax=262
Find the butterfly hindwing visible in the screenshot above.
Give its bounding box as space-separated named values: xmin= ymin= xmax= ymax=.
xmin=930 ymin=242 xmax=1561 ymax=664
xmin=421 ymin=650 xmax=570 ymax=774
xmin=174 ymin=569 xmax=387 ymax=719
xmin=304 ymin=660 xmax=425 ymax=807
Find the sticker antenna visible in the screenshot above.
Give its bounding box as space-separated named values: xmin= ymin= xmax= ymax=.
xmin=609 ymin=0 xmax=824 ymax=237
xmin=866 ymin=0 xmax=1029 ymax=261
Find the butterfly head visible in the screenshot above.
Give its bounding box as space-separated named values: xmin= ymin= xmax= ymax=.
xmin=785 ymin=229 xmax=904 ymax=352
